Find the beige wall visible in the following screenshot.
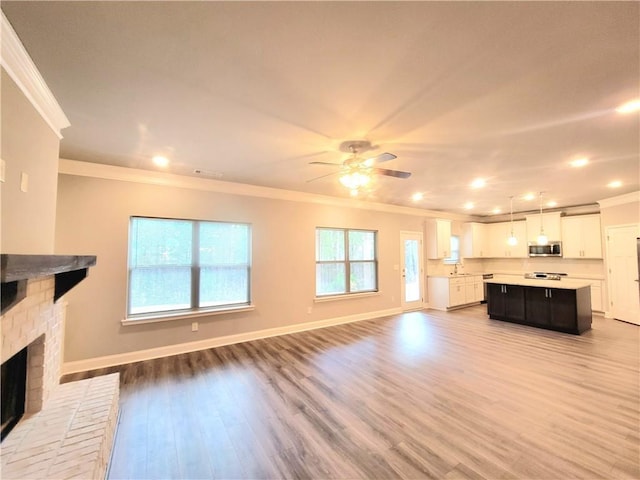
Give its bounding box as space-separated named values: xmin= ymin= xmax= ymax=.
xmin=1 ymin=69 xmax=60 ymax=253
xmin=55 ymin=173 xmax=427 ymax=362
xmin=600 ymin=200 xmax=640 ymax=228
xmin=598 ymin=197 xmax=640 ymax=311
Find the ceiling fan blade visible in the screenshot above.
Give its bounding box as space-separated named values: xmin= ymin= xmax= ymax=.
xmin=309 ymin=161 xmax=342 ymax=166
xmin=306 ymin=170 xmax=341 ymax=183
xmin=373 ymin=168 xmax=411 ymax=179
xmin=364 ymin=152 xmax=397 ymax=165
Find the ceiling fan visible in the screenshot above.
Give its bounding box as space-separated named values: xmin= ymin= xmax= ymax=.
xmin=308 ymin=140 xmax=411 ymax=195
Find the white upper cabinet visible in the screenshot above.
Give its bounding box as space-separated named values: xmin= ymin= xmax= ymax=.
xmin=461 ymin=223 xmax=488 ymax=258
xmin=485 ymin=221 xmax=527 ymax=258
xmin=561 ymin=214 xmax=602 ymax=259
xmin=525 ymin=212 xmax=562 ymax=244
xmin=505 ymin=221 xmax=528 ymax=258
xmin=426 ymin=219 xmax=452 ymax=259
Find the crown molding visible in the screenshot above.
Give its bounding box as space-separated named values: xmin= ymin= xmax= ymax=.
xmin=1 ymin=12 xmax=70 ymax=139
xmin=597 ymin=191 xmax=640 ymax=209
xmin=58 ymin=158 xmax=474 ymax=221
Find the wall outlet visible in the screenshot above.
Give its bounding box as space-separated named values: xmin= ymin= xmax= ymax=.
xmin=307 ymin=306 xmax=312 ymax=314
xmin=191 ymin=321 xmax=198 ymax=332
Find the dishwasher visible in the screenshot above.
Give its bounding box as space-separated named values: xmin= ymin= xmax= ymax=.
xmin=481 ymin=274 xmax=493 ymax=303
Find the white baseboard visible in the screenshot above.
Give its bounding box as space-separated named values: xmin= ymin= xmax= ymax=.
xmin=61 ymin=307 xmax=402 ymax=375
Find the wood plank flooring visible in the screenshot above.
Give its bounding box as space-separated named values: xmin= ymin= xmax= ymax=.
xmin=63 ymin=306 xmax=640 ymax=479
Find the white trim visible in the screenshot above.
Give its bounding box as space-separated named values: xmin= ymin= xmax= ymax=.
xmin=314 ymin=292 xmax=380 ymax=303
xmin=58 ymin=159 xmax=475 ymax=221
xmin=597 ymin=191 xmax=640 ymax=209
xmin=1 ymin=12 xmax=70 ymax=138
xmin=61 ymin=307 xmax=402 ymax=375
xmin=121 ymin=304 xmax=255 ymax=326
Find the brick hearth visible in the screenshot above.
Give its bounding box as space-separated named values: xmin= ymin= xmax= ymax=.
xmin=1 ymin=274 xmax=118 ymax=479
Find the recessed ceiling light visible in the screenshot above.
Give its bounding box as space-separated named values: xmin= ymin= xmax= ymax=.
xmin=607 ymin=180 xmax=622 ymax=188
xmin=464 ymin=202 xmax=474 ymax=210
xmin=492 ymin=207 xmax=502 ymax=214
xmin=616 ymin=99 xmax=640 ymax=114
xmin=523 ymin=193 xmax=535 ymax=201
xmin=411 ymin=192 xmax=424 ymax=202
xmin=570 ymin=158 xmax=589 ymax=168
xmin=470 ymin=178 xmax=486 ymax=189
xmin=546 ymin=200 xmax=558 ymax=207
xmin=152 ymin=155 xmax=169 ymax=167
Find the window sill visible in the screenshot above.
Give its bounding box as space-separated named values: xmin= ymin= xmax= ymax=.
xmin=122 ymin=304 xmax=255 ymax=326
xmin=314 ymin=291 xmax=380 ymax=303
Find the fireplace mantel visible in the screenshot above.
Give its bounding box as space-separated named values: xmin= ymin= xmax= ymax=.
xmin=1 ymin=254 xmax=96 ymax=314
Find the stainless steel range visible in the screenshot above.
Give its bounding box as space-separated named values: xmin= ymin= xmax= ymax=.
xmin=524 ymin=272 xmax=567 ymax=281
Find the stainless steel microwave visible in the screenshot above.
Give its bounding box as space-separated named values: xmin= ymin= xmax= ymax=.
xmin=528 ymin=241 xmax=562 ymax=257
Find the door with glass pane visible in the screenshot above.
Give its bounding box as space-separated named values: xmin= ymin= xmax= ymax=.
xmin=401 ymin=232 xmax=424 ymax=311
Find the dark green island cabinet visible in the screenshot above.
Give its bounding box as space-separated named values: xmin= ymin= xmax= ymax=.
xmin=486 ymin=279 xmax=592 ymax=334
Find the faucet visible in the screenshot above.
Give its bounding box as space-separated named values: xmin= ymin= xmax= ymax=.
xmin=453 ymin=263 xmax=459 ymax=275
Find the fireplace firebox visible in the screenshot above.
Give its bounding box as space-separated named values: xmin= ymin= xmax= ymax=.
xmin=1 ymin=346 xmax=27 ymax=441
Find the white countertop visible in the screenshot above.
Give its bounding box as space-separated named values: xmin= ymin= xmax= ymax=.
xmin=489 ymin=271 xmax=605 ymax=280
xmin=485 ymin=278 xmax=593 ymax=290
xmin=427 ymin=273 xmax=483 ymax=279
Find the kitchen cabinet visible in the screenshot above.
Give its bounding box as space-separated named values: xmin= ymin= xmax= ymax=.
xmin=590 ymin=282 xmax=602 ymax=311
xmin=449 ymin=277 xmax=466 ymax=306
xmin=428 ymin=275 xmax=483 ymax=310
xmin=462 ymin=223 xmax=488 ymax=258
xmin=486 ymin=221 xmax=527 ymax=258
xmin=486 ymin=281 xmax=592 ymax=334
xmin=426 ymin=219 xmax=452 ymax=259
xmin=487 ymin=283 xmax=526 ymax=322
xmin=567 ymin=277 xmax=604 ymax=312
xmin=526 ymin=212 xmax=562 ymax=244
xmin=561 ymin=214 xmax=602 ymax=259
xmin=525 ymin=287 xmax=584 ymax=331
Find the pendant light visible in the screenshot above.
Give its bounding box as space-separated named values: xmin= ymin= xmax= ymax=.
xmin=507 ymin=196 xmax=518 ymax=246
xmin=537 ymin=191 xmax=548 ymax=245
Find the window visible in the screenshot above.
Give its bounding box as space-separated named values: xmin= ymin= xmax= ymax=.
xmin=444 ymin=235 xmax=460 ymax=264
xmin=128 ymin=217 xmax=251 ymax=317
xmin=316 ymin=228 xmax=378 ymax=296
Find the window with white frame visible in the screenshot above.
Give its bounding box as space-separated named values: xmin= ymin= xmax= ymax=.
xmin=444 ymin=235 xmax=460 ymax=264
xmin=315 ymin=228 xmax=378 ymax=296
xmin=127 ymin=217 xmax=251 ymax=317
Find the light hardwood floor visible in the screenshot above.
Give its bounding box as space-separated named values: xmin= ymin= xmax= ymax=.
xmin=64 ymin=306 xmax=640 ymax=479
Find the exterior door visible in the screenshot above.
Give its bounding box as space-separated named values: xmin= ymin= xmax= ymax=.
xmin=606 ymin=224 xmax=640 ymax=325
xmin=400 ymin=231 xmax=424 ymax=311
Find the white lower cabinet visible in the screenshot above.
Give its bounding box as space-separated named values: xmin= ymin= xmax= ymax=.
xmin=428 ymin=275 xmax=484 ymax=310
xmin=449 ymin=279 xmax=466 ymax=307
xmin=590 ymin=281 xmax=603 ymax=312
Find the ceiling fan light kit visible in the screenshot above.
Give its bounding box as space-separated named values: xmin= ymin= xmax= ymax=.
xmin=309 ymin=140 xmax=410 ymax=195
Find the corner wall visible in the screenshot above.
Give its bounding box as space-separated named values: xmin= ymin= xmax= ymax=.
xmin=1 ymin=69 xmax=60 ymax=253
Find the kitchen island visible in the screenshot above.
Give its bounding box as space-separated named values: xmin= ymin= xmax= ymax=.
xmin=485 ymin=277 xmax=592 ymax=334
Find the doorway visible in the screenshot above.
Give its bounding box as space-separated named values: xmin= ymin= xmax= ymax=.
xmin=400 ymin=231 xmax=424 ymax=311
xmin=605 ymin=224 xmax=640 ymax=325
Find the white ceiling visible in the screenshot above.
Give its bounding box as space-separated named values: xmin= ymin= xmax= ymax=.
xmin=3 ymin=1 xmax=639 ymax=215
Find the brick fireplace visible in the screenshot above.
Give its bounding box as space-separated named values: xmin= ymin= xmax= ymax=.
xmin=1 ymin=277 xmax=65 ymax=421
xmin=1 ymin=255 xmax=119 ymax=479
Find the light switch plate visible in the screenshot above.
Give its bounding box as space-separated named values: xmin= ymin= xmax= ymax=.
xmin=20 ymin=172 xmax=29 ymax=192
xmin=0 ymin=159 xmax=5 ymax=183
